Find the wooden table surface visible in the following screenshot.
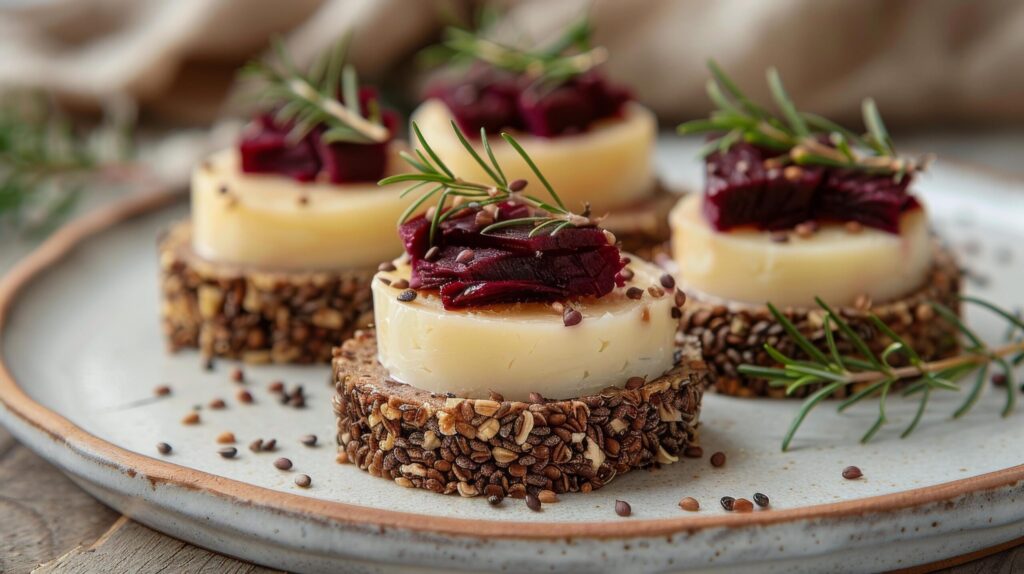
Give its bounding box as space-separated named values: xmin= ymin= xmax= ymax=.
xmin=2 ymin=132 xmax=1023 ymax=574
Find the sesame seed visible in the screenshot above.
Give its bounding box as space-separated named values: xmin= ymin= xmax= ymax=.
xmin=603 ymin=229 xmax=617 ymax=246
xmin=391 ymin=279 xmax=410 ymax=289
xmin=249 ymin=439 xmax=264 ymax=452
xmin=237 ymin=390 xmax=254 ymax=404
xmin=614 ymin=500 xmax=632 ymax=517
xmin=659 ymin=274 xmax=676 ymax=289
xmin=181 ymin=412 xmax=200 ymax=425
xmin=398 ymin=289 xmax=417 ymax=302
xmin=992 ymin=373 xmax=1007 ymax=387
xmin=209 ymin=398 xmax=226 ymax=410
xmin=674 ymin=289 xmax=687 ymax=308
xmin=378 ymin=261 xmax=396 ymax=272
xmin=300 ymin=434 xmax=318 ymax=447
xmin=626 ymin=287 xmax=644 ymax=300
xmin=648 ymin=286 xmax=665 ymax=298
xmin=263 ymin=439 xmax=277 ymax=451
xmin=683 ymin=445 xmax=704 ymax=458
xmin=619 ymin=268 xmax=635 ymax=281
xmin=509 ymin=179 xmax=528 ymax=192
xmin=218 ymin=447 xmax=237 ymax=459
xmin=845 ymin=221 xmax=863 ymax=234
xmin=216 ymin=432 xmax=235 ymax=444
xmin=153 ymin=385 xmax=171 ymax=397
xmin=274 ymin=457 xmax=293 ymax=471
xmin=842 ymin=466 xmax=863 ymax=480
xmin=269 ymin=381 xmax=284 ymax=393
xmin=753 ymin=493 xmax=770 ymax=507
xmin=230 ymin=368 xmax=244 ymax=383
xmin=538 ymin=490 xmax=558 ymax=504
xmin=294 ymin=474 xmax=312 ymax=488
xmin=678 ymin=497 xmax=699 ymax=512
xmin=525 ymin=493 xmax=542 ymax=512
xmin=710 ymin=451 xmax=726 ymax=467
xmin=424 ymin=246 xmax=440 ymax=261
xmin=487 ymin=494 xmax=503 ymax=506
xmin=720 ymin=496 xmax=735 ymax=511
xmin=156 ymin=442 xmax=172 ymax=455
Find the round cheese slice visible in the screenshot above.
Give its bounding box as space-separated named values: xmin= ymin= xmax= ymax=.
xmin=372 ymin=255 xmax=678 ymax=401
xmin=410 ymin=99 xmax=656 ymax=215
xmin=191 ymin=147 xmax=417 ymax=271
xmin=669 ymin=193 xmax=933 ymax=308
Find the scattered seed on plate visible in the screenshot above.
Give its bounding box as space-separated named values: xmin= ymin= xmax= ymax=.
xmin=842 ymin=466 xmax=863 ymax=480
xmin=615 ymin=500 xmax=632 ymax=517
xmin=181 ymin=412 xmax=200 ymax=425
xmin=249 ymin=439 xmax=264 ymax=452
xmin=300 ymin=434 xmax=317 ymax=447
xmin=203 ymin=358 xmax=215 ymax=371
xmin=683 ymin=445 xmax=704 ymax=459
xmin=753 ymin=493 xmax=770 ymax=508
xmin=710 ymin=451 xmax=726 ymax=467
xmin=209 ymin=398 xmax=226 ymax=409
xmin=733 ymin=498 xmax=754 ymax=512
xmin=268 ymin=381 xmax=284 ymax=393
xmin=562 ymin=307 xmax=582 ymax=327
xmin=218 ymin=447 xmax=237 ymax=459
xmin=153 ymin=385 xmax=171 ymax=397
xmin=294 ymin=474 xmax=312 ymax=488
xmin=488 ymin=494 xmax=503 ymax=506
xmin=216 ymin=432 xmax=235 ymax=444
xmin=525 ymin=493 xmax=542 ymax=512
xmin=230 ymin=367 xmax=244 ymax=383
xmin=992 ymin=373 xmax=1007 ymax=387
xmin=336 ymin=451 xmax=349 ymax=464
xmin=720 ymin=496 xmax=735 ymax=511
xmin=156 ymin=442 xmax=172 ymax=455
xmin=263 ymin=439 xmax=277 ymax=451
xmin=274 ymin=457 xmax=293 ymax=470
xmin=538 ymin=490 xmax=558 ymax=504
xmin=237 ymin=390 xmax=254 ymax=404
xmin=679 ymin=497 xmax=699 ymax=512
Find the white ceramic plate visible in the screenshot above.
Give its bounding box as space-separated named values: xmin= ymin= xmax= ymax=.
xmin=0 ymin=140 xmax=1022 ymax=573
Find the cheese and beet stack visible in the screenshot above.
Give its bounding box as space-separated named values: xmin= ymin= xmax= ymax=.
xmin=670 ymin=63 xmax=961 ymax=398
xmin=160 ymin=43 xmax=415 ymax=363
xmin=333 ymin=123 xmax=707 ymax=499
xmin=409 ymin=18 xmax=672 ymax=257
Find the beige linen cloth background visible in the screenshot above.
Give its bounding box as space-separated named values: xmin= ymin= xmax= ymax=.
xmin=1 ymin=0 xmax=1021 ymax=127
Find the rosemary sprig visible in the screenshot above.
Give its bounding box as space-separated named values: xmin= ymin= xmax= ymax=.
xmin=739 ymin=296 xmax=1024 ymax=451
xmin=379 ymin=120 xmax=594 ymax=245
xmin=436 ymin=16 xmax=607 ymax=87
xmin=678 ymin=61 xmax=930 ymax=177
xmin=0 ymin=92 xmax=133 ymax=235
xmin=241 ymin=38 xmax=388 ymax=145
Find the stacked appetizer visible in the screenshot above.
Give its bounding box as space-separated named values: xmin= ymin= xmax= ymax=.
xmin=333 ymin=124 xmax=707 ymax=499
xmin=161 ymin=45 xmax=412 ymax=363
xmin=670 ymin=64 xmax=961 ymax=397
xmin=410 ymin=18 xmax=673 ymax=257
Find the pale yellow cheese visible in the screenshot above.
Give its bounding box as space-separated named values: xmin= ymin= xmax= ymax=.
xmin=410 ymin=99 xmax=656 ymax=215
xmin=372 ymin=255 xmax=677 ymax=401
xmin=669 ymin=193 xmax=932 ymax=308
xmin=191 ymin=147 xmax=417 ymax=271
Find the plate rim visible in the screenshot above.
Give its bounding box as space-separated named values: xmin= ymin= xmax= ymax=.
xmin=0 ymin=166 xmax=1022 ymax=542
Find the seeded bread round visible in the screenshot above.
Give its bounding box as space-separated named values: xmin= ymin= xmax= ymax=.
xmin=159 ymin=221 xmax=374 ymax=364
xmin=679 ymin=243 xmax=962 ymax=398
xmin=332 ymin=329 xmax=707 ymax=498
xmin=602 ymin=183 xmax=678 ymax=261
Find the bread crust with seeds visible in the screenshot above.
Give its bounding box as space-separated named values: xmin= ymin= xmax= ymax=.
xmin=332 ymin=330 xmax=706 ymax=497
xmin=679 ymin=243 xmax=962 ymax=398
xmin=159 ymin=221 xmax=374 ymax=364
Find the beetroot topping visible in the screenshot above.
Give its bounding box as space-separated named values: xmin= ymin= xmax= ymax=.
xmin=427 ymin=67 xmax=631 ymax=138
xmin=398 ymin=202 xmax=625 ymax=309
xmin=704 ymin=143 xmax=919 ymax=234
xmin=239 ymin=87 xmax=397 ymax=185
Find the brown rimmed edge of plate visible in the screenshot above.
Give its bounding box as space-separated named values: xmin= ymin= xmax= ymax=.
xmin=0 ymin=181 xmax=1021 ymax=543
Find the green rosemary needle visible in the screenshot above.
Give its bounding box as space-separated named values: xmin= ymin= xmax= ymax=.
xmin=378 ymin=120 xmax=595 ymax=245
xmin=436 ymin=15 xmax=606 ymax=87
xmin=740 ymin=295 xmax=1024 ymax=451
xmin=241 ymin=38 xmax=388 ymax=145
xmin=678 ymin=61 xmax=931 ymax=178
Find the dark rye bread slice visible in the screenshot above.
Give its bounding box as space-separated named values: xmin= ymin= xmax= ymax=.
xmin=680 ymin=242 xmax=962 ymax=398
xmin=332 ymin=330 xmax=707 ymax=498
xmin=159 ymin=221 xmax=374 ymax=364
xmin=601 ymin=181 xmax=678 ymax=262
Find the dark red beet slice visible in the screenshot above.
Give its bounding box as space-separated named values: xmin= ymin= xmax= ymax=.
xmin=313 ymin=106 xmax=398 ymax=184
xmin=704 ymin=143 xmax=822 ymax=230
xmin=816 ymin=170 xmax=915 ymax=233
xmin=519 ymin=72 xmax=631 ymax=137
xmin=426 ymin=67 xmax=523 ymax=134
xmin=239 ymin=115 xmax=320 ymax=182
xmin=398 ymin=201 xmax=624 ymax=309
